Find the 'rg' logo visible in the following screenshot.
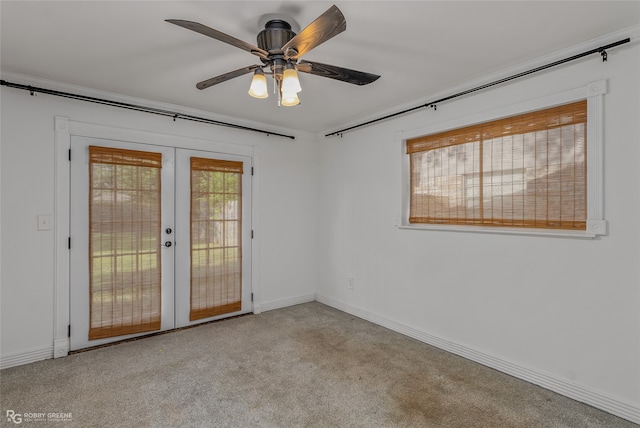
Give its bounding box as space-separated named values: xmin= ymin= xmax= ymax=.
xmin=6 ymin=410 xmax=22 ymax=424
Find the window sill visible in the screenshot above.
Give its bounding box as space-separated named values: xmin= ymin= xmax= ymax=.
xmin=397 ymin=220 xmax=606 ymax=239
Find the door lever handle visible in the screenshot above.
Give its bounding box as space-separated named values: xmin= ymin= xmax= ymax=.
xmin=162 ymin=241 xmax=173 ymax=248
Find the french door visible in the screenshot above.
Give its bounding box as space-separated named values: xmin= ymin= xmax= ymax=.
xmin=69 ymin=137 xmax=252 ymax=350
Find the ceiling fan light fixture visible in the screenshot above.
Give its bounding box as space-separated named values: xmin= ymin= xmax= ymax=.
xmin=168 ymin=5 xmax=380 ymax=108
xmin=281 ymin=91 xmax=300 ymax=107
xmin=248 ymin=68 xmax=268 ymax=99
xmin=282 ymin=62 xmax=302 ymax=94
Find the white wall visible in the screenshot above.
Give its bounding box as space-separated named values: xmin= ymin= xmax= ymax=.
xmin=316 ymin=34 xmax=640 ymax=422
xmin=1 ymin=27 xmax=639 ymax=424
xmin=0 ymin=81 xmax=318 ymax=364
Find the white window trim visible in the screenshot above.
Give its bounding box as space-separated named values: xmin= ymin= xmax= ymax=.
xmin=397 ymin=80 xmax=607 ymax=239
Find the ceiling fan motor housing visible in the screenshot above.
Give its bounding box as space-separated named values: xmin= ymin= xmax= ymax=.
xmin=257 ymin=20 xmax=296 ymax=56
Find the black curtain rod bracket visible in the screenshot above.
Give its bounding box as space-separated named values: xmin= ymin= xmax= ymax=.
xmin=325 ymin=37 xmax=631 ymax=137
xmin=0 ymin=79 xmax=295 ymax=140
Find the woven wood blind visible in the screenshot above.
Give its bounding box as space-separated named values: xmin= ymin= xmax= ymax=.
xmin=190 ymin=157 xmax=243 ymax=321
xmin=88 ymin=146 xmax=163 ymax=340
xmin=406 ymin=100 xmax=587 ymax=229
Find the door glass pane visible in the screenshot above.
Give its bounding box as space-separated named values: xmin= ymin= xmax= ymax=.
xmin=89 ymin=146 xmax=162 ymax=339
xmin=190 ymin=157 xmax=243 ymax=320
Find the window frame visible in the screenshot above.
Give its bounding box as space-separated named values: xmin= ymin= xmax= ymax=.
xmin=398 ymin=80 xmax=607 ymax=238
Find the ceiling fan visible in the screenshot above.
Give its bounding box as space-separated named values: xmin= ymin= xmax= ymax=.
xmin=166 ymin=4 xmax=380 ymax=106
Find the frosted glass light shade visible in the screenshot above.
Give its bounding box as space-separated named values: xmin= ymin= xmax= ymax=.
xmin=281 ymin=91 xmax=300 ymax=107
xmin=282 ymin=68 xmax=302 ymax=93
xmin=248 ymin=71 xmax=268 ymax=99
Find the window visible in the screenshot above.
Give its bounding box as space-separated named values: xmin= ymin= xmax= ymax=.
xmin=406 ymin=100 xmax=588 ymax=231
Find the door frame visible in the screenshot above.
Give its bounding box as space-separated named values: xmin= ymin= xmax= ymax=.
xmin=54 ymin=117 xmax=259 ymax=357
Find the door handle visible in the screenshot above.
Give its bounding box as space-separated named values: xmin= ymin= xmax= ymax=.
xmin=162 ymin=241 xmax=173 ymax=248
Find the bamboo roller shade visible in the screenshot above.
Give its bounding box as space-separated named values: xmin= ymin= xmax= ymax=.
xmin=407 ymin=101 xmax=587 ymax=154
xmin=406 ymin=100 xmax=587 ymax=230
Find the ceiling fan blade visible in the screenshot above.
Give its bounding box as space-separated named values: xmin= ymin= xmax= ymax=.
xmin=281 ymin=5 xmax=346 ymax=59
xmin=166 ymin=19 xmax=269 ymax=59
xmin=297 ymin=60 xmax=380 ymax=86
xmin=196 ymin=65 xmax=260 ymax=90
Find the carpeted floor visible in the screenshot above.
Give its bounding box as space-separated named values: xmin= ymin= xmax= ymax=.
xmin=1 ymin=302 xmax=637 ymax=427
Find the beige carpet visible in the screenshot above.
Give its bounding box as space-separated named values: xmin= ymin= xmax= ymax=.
xmin=1 ymin=302 xmax=637 ymax=427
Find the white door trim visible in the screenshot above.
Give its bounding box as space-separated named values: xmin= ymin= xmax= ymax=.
xmin=53 ymin=117 xmax=257 ymax=357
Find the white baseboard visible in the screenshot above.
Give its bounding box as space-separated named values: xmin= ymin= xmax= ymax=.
xmin=3 ymin=295 xmax=637 ymax=424
xmin=316 ymin=294 xmax=640 ymax=425
xmin=53 ymin=338 xmax=69 ymax=359
xmin=3 ymin=295 xmax=316 ymax=368
xmin=0 ymin=346 xmax=53 ymax=370
xmin=255 ymin=293 xmax=316 ymax=314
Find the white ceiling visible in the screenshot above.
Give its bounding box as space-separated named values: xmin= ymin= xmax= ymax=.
xmin=1 ymin=1 xmax=639 ymax=134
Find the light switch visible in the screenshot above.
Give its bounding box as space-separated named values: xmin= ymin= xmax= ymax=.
xmin=37 ymin=214 xmax=52 ymax=230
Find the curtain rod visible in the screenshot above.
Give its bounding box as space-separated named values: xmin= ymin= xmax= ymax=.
xmin=0 ymin=79 xmax=296 ymax=140
xmin=325 ymin=37 xmax=631 ymax=138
